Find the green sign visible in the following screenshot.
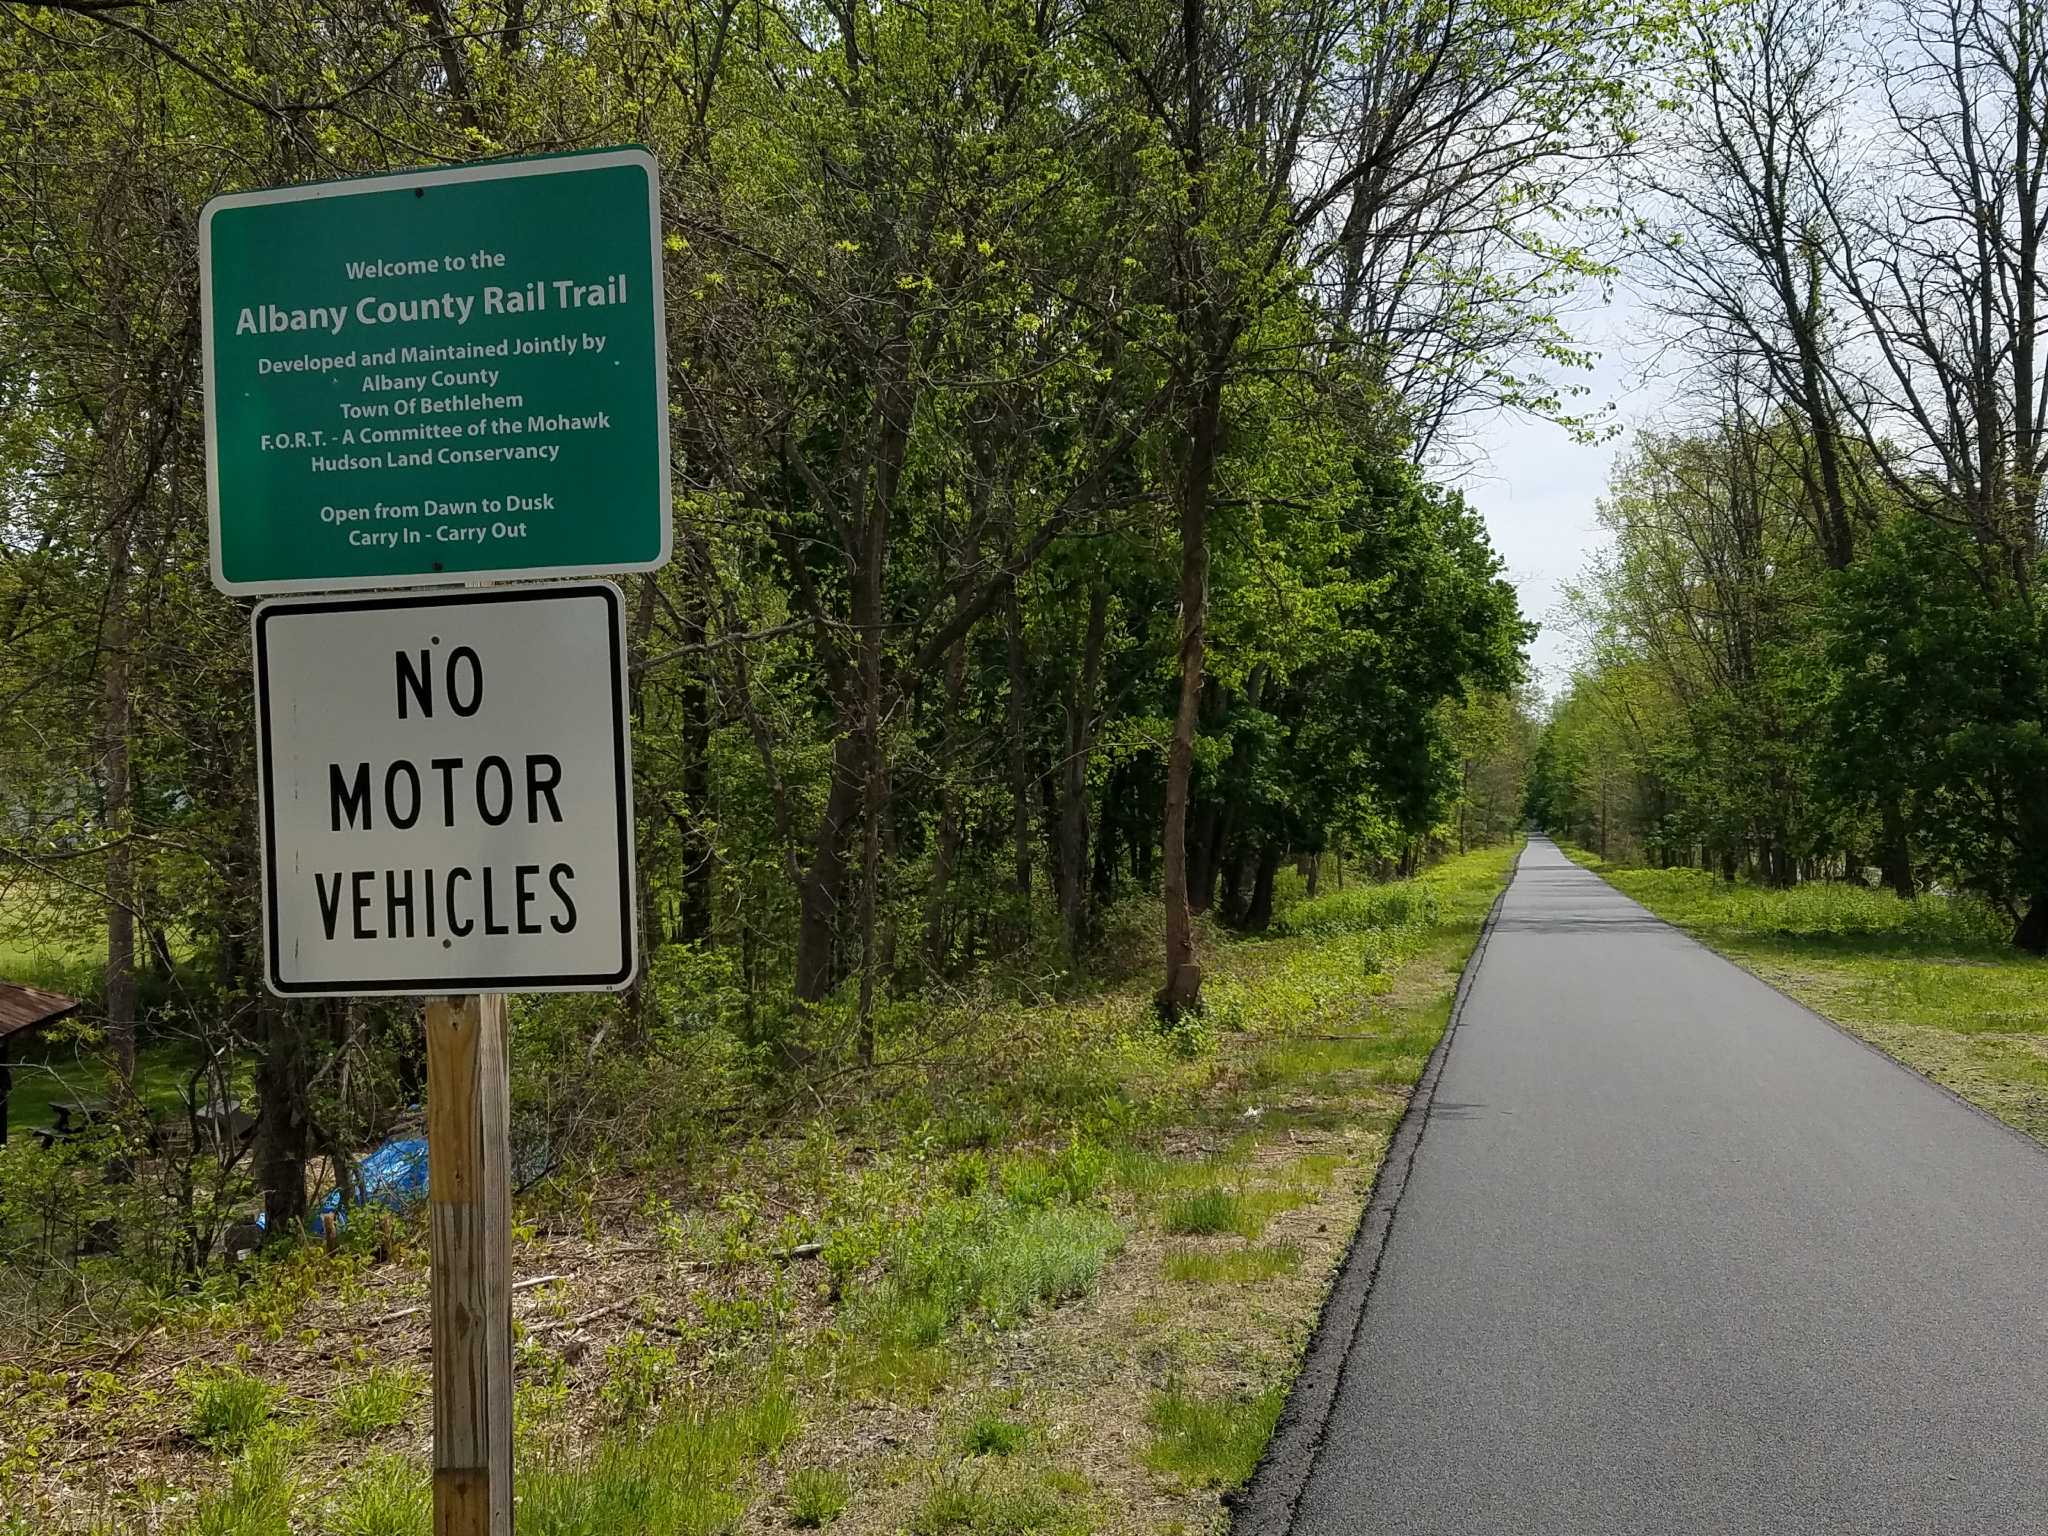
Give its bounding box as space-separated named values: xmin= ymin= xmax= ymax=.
xmin=202 ymin=148 xmax=669 ymax=594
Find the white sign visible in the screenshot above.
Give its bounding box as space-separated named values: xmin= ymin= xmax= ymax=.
xmin=255 ymin=583 xmax=637 ymax=996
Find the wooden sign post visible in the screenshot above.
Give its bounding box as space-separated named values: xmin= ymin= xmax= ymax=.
xmin=208 ymin=154 xmax=661 ymax=1536
xmin=426 ymin=994 xmax=514 ymax=1536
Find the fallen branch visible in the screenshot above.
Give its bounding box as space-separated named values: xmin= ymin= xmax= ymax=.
xmin=374 ymin=1273 xmax=566 ymax=1324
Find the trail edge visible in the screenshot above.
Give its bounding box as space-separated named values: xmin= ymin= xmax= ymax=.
xmin=1227 ymin=842 xmax=1522 ymax=1536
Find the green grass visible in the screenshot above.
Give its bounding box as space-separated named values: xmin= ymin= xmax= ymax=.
xmin=1160 ymin=1179 xmax=1316 ymax=1241
xmin=787 ymin=1467 xmax=850 ymax=1528
xmin=1162 ymin=1241 xmax=1301 ymax=1285
xmin=958 ymin=1412 xmax=1029 ymax=1457
xmin=908 ymin=1468 xmax=1088 ymax=1536
xmin=180 ymin=1430 xmax=298 ymax=1536
xmin=1161 ymin=1187 xmax=1244 ymax=1236
xmin=330 ymin=1365 xmax=425 ymax=1440
xmin=1567 ymin=850 xmax=2048 ymax=1144
xmin=323 ymin=1453 xmax=430 ymax=1536
xmin=184 ymin=1366 xmax=276 ymax=1453
xmin=850 ymin=1196 xmax=1123 ymax=1352
xmin=518 ymin=1384 xmax=799 ymax=1536
xmin=1143 ymin=1384 xmax=1285 ymax=1490
xmin=1272 ymin=882 xmax=1442 ymax=940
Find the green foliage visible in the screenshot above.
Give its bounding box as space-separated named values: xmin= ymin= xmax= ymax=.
xmin=1273 ymin=883 xmax=1442 ymax=940
xmin=330 ymin=1366 xmax=424 ymax=1441
xmin=599 ymin=1332 xmax=682 ymax=1428
xmin=958 ymin=1413 xmax=1029 ymax=1458
xmin=180 ymin=1430 xmax=299 ymax=1536
xmin=943 ymin=1151 xmax=991 ymax=1197
xmin=323 ymin=1453 xmax=429 ymax=1536
xmin=787 ymin=1467 xmax=850 ymax=1528
xmin=1162 ymin=1243 xmax=1302 ymax=1285
xmin=1143 ymin=1384 xmax=1285 ymax=1489
xmin=519 ymin=1386 xmax=798 ymax=1536
xmin=182 ymin=1366 xmax=275 ymax=1453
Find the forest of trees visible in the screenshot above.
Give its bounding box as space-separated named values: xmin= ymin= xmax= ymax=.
xmin=1526 ymin=0 xmax=2048 ymax=955
xmin=0 ymin=0 xmax=1579 ymax=1270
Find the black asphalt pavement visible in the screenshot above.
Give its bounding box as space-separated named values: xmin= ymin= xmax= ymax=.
xmin=1289 ymin=838 xmax=2048 ymax=1535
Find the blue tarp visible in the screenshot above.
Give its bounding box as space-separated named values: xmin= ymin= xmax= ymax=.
xmin=253 ymin=1134 xmax=428 ymax=1233
xmin=320 ymin=1136 xmax=429 ymax=1223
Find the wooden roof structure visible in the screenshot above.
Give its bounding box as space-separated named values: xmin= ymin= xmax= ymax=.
xmin=0 ymin=981 xmax=82 ymax=1043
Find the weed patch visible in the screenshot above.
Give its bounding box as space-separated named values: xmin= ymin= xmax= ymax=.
xmin=1144 ymin=1384 xmax=1285 ymax=1489
xmin=958 ymin=1411 xmax=1029 ymax=1457
xmin=1274 ymin=883 xmax=1442 ymax=941
xmin=323 ymin=1452 xmax=429 ymax=1536
xmin=910 ymin=1467 xmax=1088 ymax=1536
xmin=518 ymin=1384 xmax=798 ymax=1536
xmin=788 ymin=1467 xmax=850 ymax=1528
xmin=183 ymin=1365 xmax=276 ymax=1453
xmin=330 ymin=1365 xmax=424 ymax=1440
xmin=1162 ymin=1187 xmax=1243 ymax=1237
xmin=1162 ymin=1242 xmax=1301 ymax=1285
xmin=181 ymin=1430 xmax=299 ymax=1535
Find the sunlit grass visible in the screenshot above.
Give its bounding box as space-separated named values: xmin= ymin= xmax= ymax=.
xmin=1162 ymin=1242 xmax=1301 ymax=1285
xmin=1143 ymin=1384 xmax=1284 ymax=1489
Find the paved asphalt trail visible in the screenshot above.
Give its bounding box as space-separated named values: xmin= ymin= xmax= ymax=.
xmin=1290 ymin=838 xmax=2048 ymax=1535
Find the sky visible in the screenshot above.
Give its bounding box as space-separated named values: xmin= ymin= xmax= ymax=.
xmin=1458 ymin=288 xmax=1672 ymax=701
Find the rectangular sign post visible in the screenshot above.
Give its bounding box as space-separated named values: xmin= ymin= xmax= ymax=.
xmin=215 ymin=147 xmax=664 ymax=1536
xmin=202 ymin=148 xmax=669 ymax=594
xmin=252 ymin=581 xmax=637 ymax=1536
xmin=253 ymin=583 xmax=637 ymax=994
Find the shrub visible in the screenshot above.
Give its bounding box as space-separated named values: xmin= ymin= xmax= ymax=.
xmin=1273 ymin=883 xmax=1441 ymax=940
xmin=598 ymin=1331 xmax=679 ymax=1427
xmin=943 ymin=1151 xmax=990 ymax=1196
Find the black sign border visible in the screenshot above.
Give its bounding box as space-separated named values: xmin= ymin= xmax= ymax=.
xmin=255 ymin=582 xmax=636 ymax=996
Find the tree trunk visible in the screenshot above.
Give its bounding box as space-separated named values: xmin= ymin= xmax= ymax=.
xmin=796 ymin=734 xmax=862 ymax=1002
xmin=1058 ymin=586 xmax=1110 ymax=965
xmin=1006 ymin=581 xmax=1034 ymax=939
xmin=677 ymin=594 xmax=713 ymax=944
xmin=94 ymin=350 xmax=139 ymax=1084
xmin=1879 ymin=796 xmax=1913 ymax=900
xmin=2017 ymin=892 xmax=2048 ymax=955
xmin=1186 ymin=801 xmax=1223 ymax=916
xmin=254 ymin=996 xmax=309 ymax=1236
xmin=1305 ymin=851 xmax=1320 ymax=899
xmin=1160 ymin=375 xmax=1224 ymax=1015
xmin=1242 ymin=843 xmax=1281 ymax=933
xmin=922 ymin=630 xmax=973 ymax=977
